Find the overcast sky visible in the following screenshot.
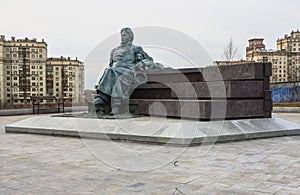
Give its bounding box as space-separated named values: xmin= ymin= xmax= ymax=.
xmin=1 ymin=0 xmax=299 ymax=88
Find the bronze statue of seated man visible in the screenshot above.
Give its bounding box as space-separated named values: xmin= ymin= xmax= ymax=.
xmin=95 ymin=27 xmax=163 ymax=115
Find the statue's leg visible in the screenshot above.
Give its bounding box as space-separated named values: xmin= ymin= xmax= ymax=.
xmin=95 ymin=91 xmax=111 ymax=115
xmin=110 ymin=98 xmax=122 ymax=115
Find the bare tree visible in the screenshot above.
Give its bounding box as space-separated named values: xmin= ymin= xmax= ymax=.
xmin=223 ymin=37 xmax=239 ymax=61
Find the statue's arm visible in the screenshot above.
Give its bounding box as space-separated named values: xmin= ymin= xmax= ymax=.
xmin=135 ymin=46 xmax=153 ymax=62
xmin=108 ymin=48 xmax=116 ymax=67
xmin=134 ymin=46 xmax=154 ymax=70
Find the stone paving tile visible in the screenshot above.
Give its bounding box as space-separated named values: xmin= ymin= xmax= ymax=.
xmin=0 ymin=113 xmax=299 ymax=194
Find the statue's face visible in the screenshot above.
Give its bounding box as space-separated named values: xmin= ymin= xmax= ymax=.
xmin=121 ymin=31 xmax=132 ymax=45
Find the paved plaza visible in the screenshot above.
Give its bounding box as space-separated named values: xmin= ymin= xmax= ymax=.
xmin=0 ymin=113 xmax=299 ymax=194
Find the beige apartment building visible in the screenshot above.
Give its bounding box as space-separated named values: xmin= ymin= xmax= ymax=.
xmin=246 ymin=30 xmax=300 ymax=83
xmin=46 ymin=57 xmax=84 ymax=104
xmin=0 ymin=35 xmax=84 ymax=107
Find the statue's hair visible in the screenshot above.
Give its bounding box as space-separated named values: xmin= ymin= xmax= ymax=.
xmin=121 ymin=27 xmax=134 ymax=42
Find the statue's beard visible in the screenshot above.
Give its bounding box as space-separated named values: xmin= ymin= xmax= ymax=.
xmin=121 ymin=40 xmax=132 ymax=47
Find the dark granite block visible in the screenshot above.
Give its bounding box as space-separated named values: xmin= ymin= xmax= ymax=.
xmin=129 ymin=99 xmax=264 ymax=120
xmin=264 ymin=63 xmax=272 ymax=77
xmin=264 ymin=100 xmax=272 ymax=112
xmin=147 ymin=69 xmax=203 ymax=83
xmin=202 ymin=63 xmax=264 ymax=81
xmin=131 ymin=81 xmax=264 ymax=99
xmin=146 ymin=63 xmax=265 ymax=83
xmin=264 ymin=77 xmax=270 ymax=90
xmin=264 ymin=90 xmax=272 ymax=100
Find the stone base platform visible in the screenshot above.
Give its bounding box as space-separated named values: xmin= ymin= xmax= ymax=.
xmin=5 ymin=115 xmax=300 ymax=146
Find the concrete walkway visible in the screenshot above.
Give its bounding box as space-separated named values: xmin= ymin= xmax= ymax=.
xmin=0 ymin=113 xmax=299 ymax=194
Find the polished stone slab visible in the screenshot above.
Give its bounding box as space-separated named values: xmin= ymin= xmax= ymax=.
xmin=5 ymin=115 xmax=300 ymax=146
xmin=145 ymin=63 xmax=271 ymax=83
xmin=130 ymin=99 xmax=265 ymax=119
xmin=131 ymin=80 xmax=264 ymax=99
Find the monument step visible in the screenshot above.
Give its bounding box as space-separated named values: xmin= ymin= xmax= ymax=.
xmin=5 ymin=116 xmax=300 ymax=146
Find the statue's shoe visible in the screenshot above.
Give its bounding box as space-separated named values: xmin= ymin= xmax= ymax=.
xmin=94 ymin=96 xmax=107 ymax=106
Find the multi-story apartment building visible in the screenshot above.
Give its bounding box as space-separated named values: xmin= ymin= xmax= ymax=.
xmin=246 ymin=30 xmax=300 ymax=83
xmin=0 ymin=36 xmax=48 ymax=106
xmin=0 ymin=35 xmax=84 ymax=107
xmin=46 ymin=57 xmax=84 ymax=104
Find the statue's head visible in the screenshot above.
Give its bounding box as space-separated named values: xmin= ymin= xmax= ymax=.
xmin=120 ymin=27 xmax=134 ymax=46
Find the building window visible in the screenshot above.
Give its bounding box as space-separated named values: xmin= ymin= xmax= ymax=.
xmin=6 ymin=54 xmax=10 ymax=58
xmin=32 ymin=77 xmax=36 ymax=80
xmin=13 ymin=54 xmax=17 ymax=58
xmin=40 ymin=82 xmax=43 ymax=86
xmin=56 ymin=83 xmax=59 ymax=86
xmin=31 ymin=48 xmax=35 ymax=52
xmin=7 ymin=82 xmax=10 ymax=86
xmin=39 ymin=49 xmax=42 ymax=53
xmin=39 ymin=66 xmax=43 ymax=69
xmin=40 ymin=88 xmax=43 ymax=91
xmin=39 ymin=55 xmax=43 ymax=58
xmin=40 ymin=77 xmax=43 ymax=80
xmin=13 ymin=77 xmax=17 ymax=80
xmin=32 ymin=88 xmax=36 ymax=92
xmin=31 ymin=65 xmax=35 ymax=69
xmin=5 ymin=48 xmax=10 ymax=52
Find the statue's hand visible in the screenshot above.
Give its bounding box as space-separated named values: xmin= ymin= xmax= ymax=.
xmin=134 ymin=61 xmax=147 ymax=71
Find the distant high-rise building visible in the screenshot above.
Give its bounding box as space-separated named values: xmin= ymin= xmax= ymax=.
xmin=46 ymin=57 xmax=84 ymax=104
xmin=0 ymin=35 xmax=84 ymax=107
xmin=246 ymin=30 xmax=300 ymax=83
